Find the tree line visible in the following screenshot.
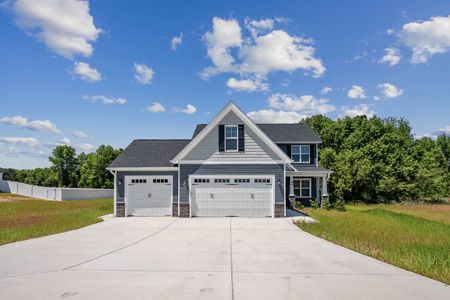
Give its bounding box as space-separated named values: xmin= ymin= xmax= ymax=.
xmin=2 ymin=145 xmax=122 ymax=189
xmin=304 ymin=115 xmax=450 ymax=203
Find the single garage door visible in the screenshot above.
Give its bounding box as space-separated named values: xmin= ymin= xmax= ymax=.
xmin=125 ymin=176 xmax=172 ymax=216
xmin=191 ymin=176 xmax=274 ymax=217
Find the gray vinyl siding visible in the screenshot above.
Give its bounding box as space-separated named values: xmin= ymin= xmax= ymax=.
xmin=116 ymin=171 xmax=178 ymax=203
xmin=180 ymin=164 xmax=285 ymax=204
xmin=278 ymin=143 xmax=317 ymax=166
xmin=184 ymin=111 xmax=281 ymax=161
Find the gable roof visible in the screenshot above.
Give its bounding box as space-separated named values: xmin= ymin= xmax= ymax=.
xmin=172 ymin=102 xmax=292 ymax=163
xmin=193 ymin=123 xmax=322 ymax=143
xmin=109 ymin=139 xmax=190 ymax=168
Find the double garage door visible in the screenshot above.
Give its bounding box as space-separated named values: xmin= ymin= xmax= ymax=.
xmin=125 ymin=176 xmax=172 ymax=216
xmin=191 ymin=176 xmax=274 ymax=217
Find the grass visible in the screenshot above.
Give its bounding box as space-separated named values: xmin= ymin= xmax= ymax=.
xmin=297 ymin=204 xmax=450 ymax=284
xmin=0 ymin=193 xmax=113 ymax=246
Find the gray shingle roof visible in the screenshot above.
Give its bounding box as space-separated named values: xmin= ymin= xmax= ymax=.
xmin=193 ymin=123 xmax=322 ymax=143
xmin=109 ymin=139 xmax=190 ymax=168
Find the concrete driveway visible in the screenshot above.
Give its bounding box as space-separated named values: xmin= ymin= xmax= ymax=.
xmin=0 ymin=216 xmax=448 ymax=300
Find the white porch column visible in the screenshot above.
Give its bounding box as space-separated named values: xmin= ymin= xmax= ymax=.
xmin=322 ymin=176 xmax=328 ymax=197
xmin=289 ymin=176 xmax=294 ymax=196
xmin=316 ymin=177 xmax=320 ymax=201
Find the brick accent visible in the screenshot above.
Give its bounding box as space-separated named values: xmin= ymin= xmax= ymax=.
xmin=116 ymin=202 xmax=125 ymax=217
xmin=274 ymin=203 xmax=284 ymax=218
xmin=179 ymin=203 xmax=190 ymax=217
xmin=172 ymin=203 xmax=179 ymax=217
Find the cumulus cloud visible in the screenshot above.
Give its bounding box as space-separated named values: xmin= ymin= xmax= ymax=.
xmin=72 ymin=130 xmax=88 ymax=138
xmin=201 ymin=17 xmax=325 ymax=89
xmin=0 ymin=115 xmax=61 ymax=134
xmin=226 ymin=77 xmax=269 ymax=92
xmin=171 ymin=33 xmax=183 ymax=51
xmin=379 ymin=48 xmax=401 ymax=66
xmin=377 ymin=83 xmax=404 ymax=99
xmin=268 ymin=93 xmax=335 ymax=115
xmin=399 ymin=15 xmax=450 ymax=63
xmin=83 ymin=95 xmax=127 ymax=105
xmin=347 ymin=85 xmax=367 ymax=99
xmin=134 ymin=63 xmax=154 ymax=85
xmin=321 ymin=86 xmax=333 ymax=95
xmin=340 ymin=104 xmax=375 ymax=118
xmin=247 ymin=109 xmax=307 ymax=123
xmin=48 ymin=137 xmax=95 ymax=152
xmin=72 ymin=61 xmax=102 ymax=81
xmin=174 ymin=104 xmax=197 ymax=114
xmin=10 ymin=0 xmax=102 ymax=59
xmin=0 ymin=137 xmax=39 ymax=148
xmin=146 ymin=102 xmax=166 ymax=113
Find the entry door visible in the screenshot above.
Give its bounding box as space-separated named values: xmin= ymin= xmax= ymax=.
xmin=191 ymin=176 xmax=273 ymax=217
xmin=126 ymin=176 xmax=172 ymax=216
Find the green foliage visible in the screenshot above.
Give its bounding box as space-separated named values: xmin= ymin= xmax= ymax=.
xmin=333 ymin=199 xmax=346 ymax=211
xmin=5 ymin=145 xmax=122 ymax=189
xmin=294 ymin=201 xmax=304 ymax=210
xmin=303 ymin=115 xmax=450 ymax=202
xmin=321 ymin=198 xmax=332 ymax=210
xmin=309 ymin=199 xmax=319 ymax=209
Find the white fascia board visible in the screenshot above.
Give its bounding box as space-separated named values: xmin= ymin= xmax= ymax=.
xmin=274 ymin=141 xmax=322 ymax=144
xmin=287 ymin=170 xmax=333 ymax=177
xmin=172 ymin=102 xmax=292 ymax=163
xmin=179 ymin=160 xmax=285 ymax=165
xmin=108 ymin=167 xmax=178 ymax=171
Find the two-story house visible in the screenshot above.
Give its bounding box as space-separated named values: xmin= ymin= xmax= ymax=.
xmin=108 ymin=102 xmax=332 ymax=218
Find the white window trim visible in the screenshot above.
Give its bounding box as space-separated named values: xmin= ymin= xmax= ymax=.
xmin=293 ymin=178 xmax=311 ymax=198
xmin=291 ymin=145 xmax=310 ymax=163
xmin=225 ymin=125 xmax=238 ymax=152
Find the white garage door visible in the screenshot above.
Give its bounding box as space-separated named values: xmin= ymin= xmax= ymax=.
xmin=191 ymin=176 xmax=274 ymax=217
xmin=125 ymin=176 xmax=172 ymax=216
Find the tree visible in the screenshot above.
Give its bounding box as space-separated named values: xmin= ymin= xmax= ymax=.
xmin=49 ymin=145 xmax=78 ymax=187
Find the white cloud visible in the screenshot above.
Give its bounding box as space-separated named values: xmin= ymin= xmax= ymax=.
xmin=340 ymin=104 xmax=375 ymax=118
xmin=134 ymin=63 xmax=154 ymax=85
xmin=377 ymin=83 xmax=404 ymax=99
xmin=72 ymin=61 xmax=102 ymax=81
xmin=347 ymin=85 xmax=367 ymax=99
xmin=247 ymin=109 xmax=307 ymax=123
xmin=58 ymin=137 xmax=71 ymax=145
xmin=280 ymin=79 xmax=290 ymax=87
xmin=146 ymin=102 xmax=166 ymax=113
xmin=72 ymin=130 xmax=88 ymax=138
xmin=226 ymin=77 xmax=269 ymax=92
xmin=76 ymin=143 xmax=95 ymax=152
xmin=83 ymin=95 xmax=127 ymax=105
xmin=0 ymin=137 xmax=39 ymax=148
xmin=48 ymin=137 xmax=95 ymax=152
xmin=11 ymin=0 xmax=102 ymax=59
xmin=268 ymin=93 xmax=335 ymax=115
xmin=171 ymin=33 xmax=183 ymax=51
xmin=174 ymin=104 xmax=197 ymax=114
xmin=399 ymin=15 xmax=450 ymax=63
xmin=379 ymin=48 xmax=401 ymax=66
xmin=386 ymin=29 xmax=395 ymax=35
xmin=201 ymin=17 xmax=325 ymax=85
xmin=321 ymin=86 xmax=333 ymax=95
xmin=0 ymin=115 xmax=61 ymax=134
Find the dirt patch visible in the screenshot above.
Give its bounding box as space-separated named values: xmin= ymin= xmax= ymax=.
xmin=0 ymin=194 xmax=37 ymax=202
xmin=0 ymin=215 xmax=51 ymax=229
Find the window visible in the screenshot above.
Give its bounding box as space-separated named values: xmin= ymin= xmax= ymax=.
xmin=294 ymin=179 xmax=311 ymax=198
xmin=291 ymin=145 xmax=310 ymax=163
xmin=214 ymin=178 xmax=230 ymax=183
xmin=194 ymin=178 xmax=210 ymax=183
xmin=153 ymin=178 xmax=168 ymax=183
xmin=131 ymin=179 xmax=147 ymax=184
xmin=234 ymin=178 xmax=250 ymax=183
xmin=225 ymin=125 xmax=238 ymax=151
xmin=254 ymin=178 xmax=271 ymax=183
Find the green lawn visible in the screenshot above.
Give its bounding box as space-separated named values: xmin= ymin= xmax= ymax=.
xmin=297 ymin=204 xmax=450 ymax=284
xmin=0 ymin=193 xmax=113 ymax=246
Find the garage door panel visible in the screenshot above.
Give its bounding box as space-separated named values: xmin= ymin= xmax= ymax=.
xmin=126 ymin=177 xmax=172 ymax=217
xmin=191 ymin=177 xmax=273 ymax=217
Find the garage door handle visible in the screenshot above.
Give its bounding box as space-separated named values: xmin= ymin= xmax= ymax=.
xmin=148 ymin=193 xmax=151 ymax=198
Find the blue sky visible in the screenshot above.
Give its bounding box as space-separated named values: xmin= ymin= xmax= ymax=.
xmin=0 ymin=0 xmax=449 ymax=169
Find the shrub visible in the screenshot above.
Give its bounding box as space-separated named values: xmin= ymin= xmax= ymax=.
xmin=321 ymin=199 xmax=332 ymax=210
xmin=310 ymin=199 xmax=319 ymax=209
xmin=295 ymin=201 xmax=304 ymax=211
xmin=333 ymin=199 xmax=346 ymax=211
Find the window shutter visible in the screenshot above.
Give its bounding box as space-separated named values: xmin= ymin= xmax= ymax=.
xmin=238 ymin=124 xmax=245 ymax=151
xmin=218 ymin=125 xmax=225 ymax=152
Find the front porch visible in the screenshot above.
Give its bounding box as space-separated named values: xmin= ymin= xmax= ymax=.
xmin=286 ymin=165 xmax=332 ymax=207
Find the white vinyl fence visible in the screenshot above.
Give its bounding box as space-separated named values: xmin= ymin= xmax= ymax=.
xmin=0 ymin=178 xmax=113 ymax=201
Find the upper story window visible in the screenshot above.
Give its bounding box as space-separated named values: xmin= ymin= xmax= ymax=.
xmin=292 ymin=145 xmax=310 ymax=163
xmin=225 ymin=125 xmax=238 ymax=151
